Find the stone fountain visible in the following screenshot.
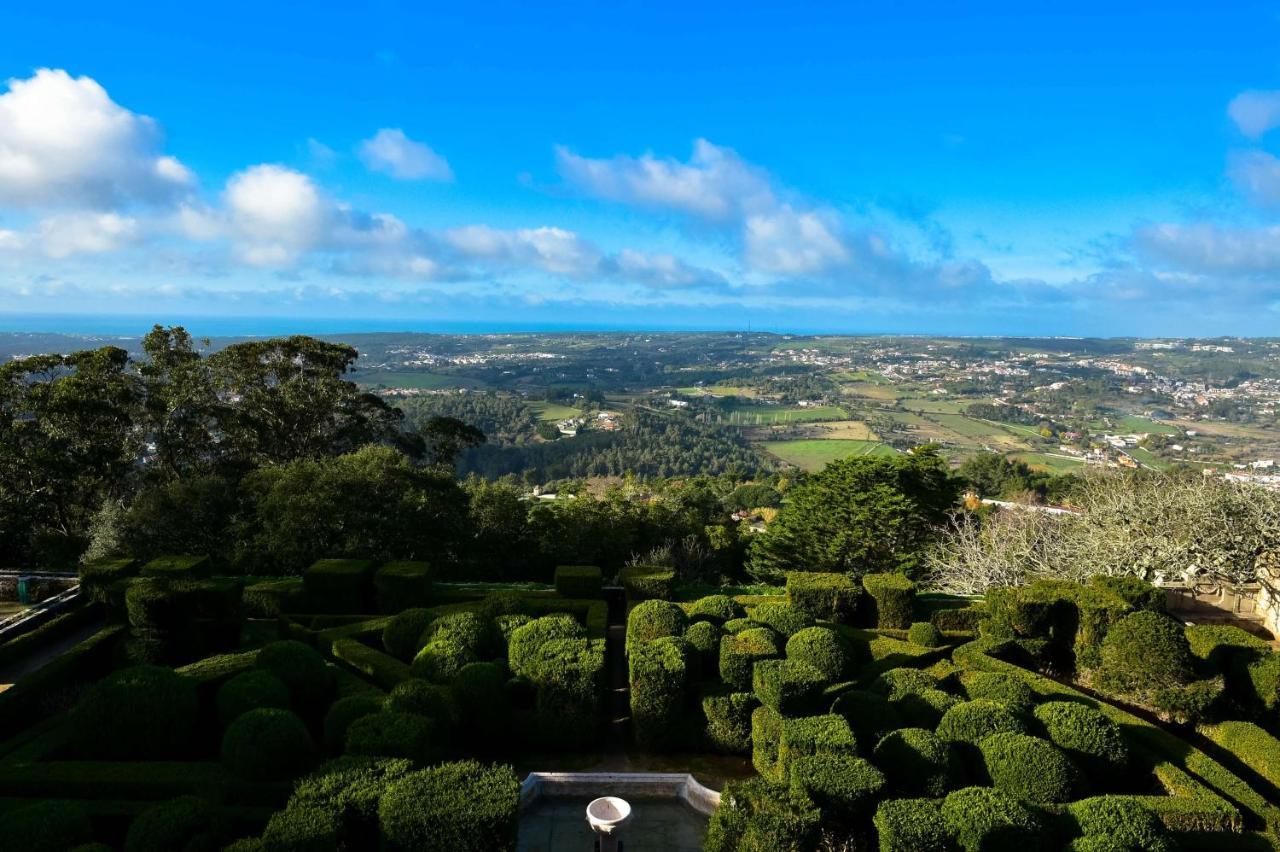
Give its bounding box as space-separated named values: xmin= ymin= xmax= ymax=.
xmin=586 ymin=795 xmax=632 ymax=852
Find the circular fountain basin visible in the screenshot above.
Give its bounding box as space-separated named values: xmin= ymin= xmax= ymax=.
xmin=586 ymin=796 xmax=632 ymax=835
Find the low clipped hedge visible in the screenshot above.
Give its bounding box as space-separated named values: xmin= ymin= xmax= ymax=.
xmin=331 ymin=638 xmax=411 ymax=690
xmin=70 ymin=664 xmax=198 ymax=759
xmin=831 ymin=689 xmax=902 ymax=746
xmin=382 ymin=608 xmax=435 ymax=661
xmin=625 ymin=599 xmax=688 ymax=650
xmin=508 ymin=614 xmax=585 ymax=678
xmin=124 ymin=795 xmax=225 ymax=852
xmin=718 ymin=627 xmax=781 ymax=691
xmin=862 ymin=572 xmax=916 ymax=629
xmin=1097 ymin=610 xmax=1194 ymax=697
xmin=978 ymin=731 xmax=1085 ymax=804
xmin=411 ymin=638 xmax=479 ymax=684
xmin=375 ymin=561 xmax=434 ymax=613
xmin=873 ymin=727 xmax=955 ymax=797
xmin=1065 ymin=796 xmax=1175 ymax=852
xmin=125 ymin=577 xmax=243 ymax=664
xmin=1199 ymin=721 xmax=1280 ymax=793
xmin=687 ymin=594 xmax=744 ymax=624
xmin=78 ymin=556 xmax=137 ymax=607
xmin=618 ymin=565 xmax=675 ymax=601
xmin=753 ymin=658 xmax=826 ymax=716
xmin=750 ymin=602 xmax=814 ymax=638
xmin=346 ymin=710 xmax=436 ymax=763
xmin=777 ymin=714 xmax=858 ymax=782
xmin=908 ymin=621 xmax=945 ymax=648
xmin=221 ymin=707 xmax=316 ymax=781
xmin=790 ymin=754 xmax=885 ymax=819
xmin=941 ymin=785 xmax=1046 ymax=851
xmin=630 ymin=636 xmax=691 ymax=750
xmin=216 ymin=669 xmax=291 ymax=725
xmin=702 ymin=687 xmax=757 ymax=754
xmin=785 ymin=626 xmax=853 ymax=682
xmin=377 ymin=760 xmax=520 ymax=852
xmin=931 ymin=602 xmax=986 ymax=633
xmin=256 ymin=640 xmax=336 ymax=707
xmin=324 ymin=695 xmax=385 ymax=753
xmin=304 ymin=558 xmax=377 ymax=614
xmin=874 ymin=797 xmax=953 ymax=852
xmin=723 ymin=617 xmax=762 ymax=634
xmin=1034 ymin=700 xmax=1130 ymax=777
xmin=554 ymin=565 xmax=602 ymax=599
xmin=785 ymin=571 xmax=860 ymax=623
xmin=704 ymin=776 xmax=821 ymax=852
xmin=959 ymin=670 xmax=1036 ymax=714
xmin=936 ymin=699 xmax=1029 ymax=744
xmin=140 ymin=554 xmax=211 ymax=579
xmin=0 ymin=800 xmax=93 ymax=852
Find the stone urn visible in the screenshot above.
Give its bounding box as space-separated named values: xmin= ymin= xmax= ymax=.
xmin=586 ymin=796 xmax=632 ymax=852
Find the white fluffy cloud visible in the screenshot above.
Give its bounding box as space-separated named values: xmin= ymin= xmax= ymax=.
xmin=223 ymin=164 xmax=328 ymax=265
xmin=744 ymin=206 xmax=850 ymax=275
xmin=445 ymin=224 xmax=600 ymax=276
xmin=1229 ymin=90 xmax=1280 ymax=139
xmin=1228 ymin=149 xmax=1280 ymax=206
xmin=359 ymin=129 xmax=453 ymax=181
xmin=608 ymin=249 xmax=727 ymax=290
xmin=0 ymin=69 xmax=192 ymax=208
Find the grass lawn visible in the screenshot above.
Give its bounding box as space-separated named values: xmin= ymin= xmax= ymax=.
xmin=898 ymin=397 xmax=969 ymax=415
xmin=1012 ymin=452 xmax=1087 ymax=474
xmin=1115 ymin=415 xmax=1180 ymax=435
xmin=725 ymin=405 xmax=848 ymax=425
xmin=841 ymin=382 xmax=901 ymax=401
xmin=814 ymin=420 xmax=879 ymax=440
xmin=677 ymin=385 xmax=758 ymax=398
xmin=528 ymin=401 xmax=583 ymax=421
xmin=355 ymin=371 xmax=464 ymax=389
xmin=763 ymin=439 xmax=898 ymax=470
xmin=1126 ymin=446 xmax=1172 ymax=470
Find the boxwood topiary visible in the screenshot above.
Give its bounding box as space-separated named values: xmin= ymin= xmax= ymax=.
xmin=286 ymin=756 xmax=416 ymax=849
xmin=936 ymin=699 xmax=1029 ymax=744
xmin=377 ymin=760 xmax=520 ymax=852
xmin=941 ymin=786 xmax=1046 ymax=852
xmin=688 ymin=594 xmax=745 ymax=624
xmin=222 ymin=840 xmax=264 ymax=852
xmin=1033 ymin=701 xmax=1130 ymax=777
xmin=374 ymin=561 xmax=434 ymax=613
xmin=450 ymin=662 xmax=508 ymax=746
xmin=216 ymin=669 xmax=291 ymax=726
xmin=873 ymin=797 xmax=954 ymax=852
xmin=304 ymin=558 xmax=376 ymax=614
xmin=1090 ymin=575 xmax=1165 ymax=613
xmin=830 ymin=689 xmax=902 ymax=746
xmin=751 ymin=602 xmax=814 ymax=638
xmin=786 ymin=571 xmax=861 ymax=623
xmin=530 ymin=638 xmax=604 ymax=749
xmin=684 ymin=620 xmax=723 ymax=679
xmin=477 ymin=591 xmax=530 ymax=620
xmin=862 ymin=572 xmax=917 ymax=629
xmin=256 ymin=640 xmax=336 ymax=707
xmin=71 ymin=664 xmax=198 ymax=759
xmin=789 ymin=754 xmax=886 ymax=819
xmin=0 ymin=801 xmax=93 ymax=852
xmin=723 ymin=617 xmax=762 ymax=634
xmin=617 ymin=565 xmax=676 ymax=601
xmin=323 ymin=695 xmax=384 ymax=754
xmin=411 ymin=639 xmax=479 ymax=684
xmin=702 ymin=687 xmax=757 ymax=754
xmin=345 ymin=710 xmax=436 ymax=764
xmin=1097 ymin=611 xmax=1194 ymax=697
xmin=508 ymin=614 xmax=585 ymax=678
xmin=124 ymin=795 xmax=225 ymax=852
xmin=870 ymin=666 xmax=938 ymax=699
xmin=221 ymin=707 xmax=316 ymax=781
xmin=751 ymin=704 xmax=785 ymax=781
xmin=718 ymin=627 xmax=781 ymax=691
xmin=629 ymin=636 xmax=691 ymax=750
xmin=261 ymin=805 xmax=341 ymax=851
xmin=978 ymin=731 xmax=1085 ymax=804
xmin=1065 ymin=796 xmax=1175 ymax=852
xmin=382 ymin=608 xmax=435 ymax=661
xmin=777 ymin=714 xmax=858 ymax=782
xmin=908 ymin=621 xmax=945 ymax=648
xmin=554 ymin=565 xmax=602 ymax=599
xmin=385 ymin=679 xmax=458 ymax=729
xmin=892 ymin=687 xmax=959 ymax=729
xmin=785 ymin=626 xmax=853 ymax=682
xmin=705 ymin=777 xmax=821 ymax=852
xmin=873 ymin=727 xmax=956 ymax=797
xmin=626 ymin=599 xmax=688 ymax=650
xmin=959 ymin=670 xmax=1036 ymax=715
xmin=754 ymin=658 xmax=826 ymax=716
xmin=420 ymin=612 xmax=497 ymax=657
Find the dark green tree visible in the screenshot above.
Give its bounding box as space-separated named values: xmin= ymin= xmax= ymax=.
xmin=139 ymin=325 xmax=222 ymax=478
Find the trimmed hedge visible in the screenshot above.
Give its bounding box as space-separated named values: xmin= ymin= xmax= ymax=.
xmin=261 ymin=805 xmax=341 ymax=852
xmin=1034 ymin=701 xmax=1130 ymax=777
xmin=830 ymin=689 xmax=902 ymax=747
xmin=451 ymin=662 xmax=509 ymax=747
xmin=1199 ymin=721 xmax=1280 ymax=794
xmin=626 ymin=599 xmax=688 ymax=650
xmin=873 ymin=797 xmax=953 ymax=852
xmin=786 ymin=572 xmax=860 ymax=623
xmin=1066 ymin=796 xmax=1175 ymax=852
xmin=751 ymin=705 xmax=784 ymax=781
xmin=508 ymin=614 xmax=585 ymax=678
xmin=908 ymin=621 xmax=945 ymax=648
xmin=346 ymin=710 xmax=436 ymax=764
xmin=222 ymin=707 xmax=316 ymax=781
xmin=140 ymin=554 xmax=211 ymax=579
xmin=377 ymin=760 xmax=520 ymax=852
xmin=785 ymin=626 xmax=853 ymax=682
xmin=216 ymin=669 xmax=292 ymax=725
xmin=936 ymin=699 xmax=1029 ymax=744
xmin=941 ymin=785 xmax=1046 ymax=852
xmin=862 ymin=572 xmax=916 ymax=629
xmin=331 ymin=637 xmax=411 ymax=690
xmin=892 ymin=687 xmax=959 ymax=729
xmin=629 ymin=636 xmax=691 ymax=750
xmin=1186 ymin=624 xmax=1280 ymax=715
xmin=304 ymin=558 xmax=377 ymax=614
xmin=618 ymin=565 xmax=675 ymax=601
xmin=870 ymin=666 xmax=938 ymax=700
xmin=554 ymin=565 xmax=602 ymax=599
xmin=0 ymin=800 xmax=93 ymax=852
xmin=78 ymin=556 xmax=137 ymax=607
xmin=719 ymin=627 xmax=782 ymax=691
xmin=124 ymin=795 xmax=225 ymax=852
xmin=684 ymin=620 xmax=723 ymax=679
xmin=385 ymin=679 xmax=458 ymax=731
xmin=704 ymin=776 xmax=821 ymax=852
xmin=1090 ymin=575 xmax=1165 ymax=613
xmin=375 ymin=561 xmax=434 ymax=613
xmin=71 ymin=664 xmax=198 ymax=759
xmin=978 ymin=731 xmax=1085 ymax=804
xmin=243 ymin=578 xmax=305 ymax=618
xmin=257 ymin=640 xmax=336 ymax=706
xmin=873 ymin=727 xmax=955 ymax=797
xmin=959 ymin=670 xmax=1036 ymax=714
xmin=286 ymin=756 xmax=415 ymax=849
xmin=702 ymin=687 xmax=757 ymax=754
xmin=931 ymin=602 xmax=987 ymax=633
xmin=530 ymin=637 xmax=604 ymax=749
xmin=687 ymin=594 xmax=745 ymax=624
xmin=750 ymin=602 xmax=814 ymax=638
xmin=411 ymin=638 xmax=479 ymax=684
xmin=723 ymin=617 xmax=762 ymax=634
xmin=324 ymin=695 xmax=384 ymax=753
xmin=1097 ymin=611 xmax=1194 ymax=696
xmin=382 ymin=608 xmax=436 ymax=661
xmin=422 ymin=611 xmax=498 ymax=657
xmin=777 ymin=714 xmax=858 ymax=782
xmin=125 ymin=577 xmax=243 ymax=664
xmin=754 ymin=658 xmax=826 ymax=716
xmin=790 ymin=753 xmax=885 ymax=819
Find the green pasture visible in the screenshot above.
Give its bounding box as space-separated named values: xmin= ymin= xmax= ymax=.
xmin=762 ymin=439 xmax=897 ymax=470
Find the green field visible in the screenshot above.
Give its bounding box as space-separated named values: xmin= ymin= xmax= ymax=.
xmin=1126 ymin=446 xmax=1173 ymax=470
xmin=898 ymin=397 xmax=969 ymax=415
xmin=677 ymin=385 xmax=757 ymax=397
xmin=763 ymin=439 xmax=898 ymax=470
xmin=1115 ymin=415 xmax=1180 ymax=435
xmin=725 ymin=405 xmax=848 ymax=425
xmin=356 ymin=371 xmax=463 ymax=389
xmin=1011 ymin=452 xmax=1087 ymax=474
xmin=529 ymin=401 xmax=583 ymax=421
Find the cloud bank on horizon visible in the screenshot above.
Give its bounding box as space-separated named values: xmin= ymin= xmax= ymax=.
xmin=3 ymin=6 xmax=1280 ymax=337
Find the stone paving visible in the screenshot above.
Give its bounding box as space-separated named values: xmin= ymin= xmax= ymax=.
xmin=517 ymin=796 xmax=707 ymax=852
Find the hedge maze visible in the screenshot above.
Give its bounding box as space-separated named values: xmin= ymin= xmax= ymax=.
xmin=2 ymin=553 xmax=1280 ymax=850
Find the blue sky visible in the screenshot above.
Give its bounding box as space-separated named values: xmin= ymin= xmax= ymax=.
xmin=4 ymin=2 xmax=1280 ymax=335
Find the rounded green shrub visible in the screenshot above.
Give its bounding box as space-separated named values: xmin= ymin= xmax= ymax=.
xmin=893 ymin=687 xmax=959 ymax=729
xmin=789 ymin=754 xmax=886 ymax=819
xmin=723 ymin=617 xmax=762 ymax=634
xmin=718 ymin=627 xmax=781 ymax=691
xmin=626 ymin=599 xmax=688 ymax=649
xmin=908 ymin=621 xmax=945 ymax=647
xmin=323 ymin=695 xmax=384 ymax=754
xmin=630 ymin=636 xmax=692 ymax=750
xmin=286 ymin=756 xmax=416 ymax=849
xmin=1066 ymin=796 xmax=1175 ymax=852
xmin=830 ymin=689 xmax=902 ymax=745
xmin=785 ymin=626 xmax=853 ymax=682
xmin=873 ymin=727 xmax=955 ymax=796
xmin=873 ymin=797 xmax=953 ymax=852
xmin=477 ymin=590 xmax=530 ymax=619
xmin=702 ymin=688 xmax=757 ymax=754
xmin=216 ymin=669 xmax=291 ymax=726
xmin=125 ymin=795 xmax=224 ymax=852
xmin=494 ymin=613 xmax=533 ymax=647
xmin=959 ymin=671 xmax=1036 ymax=715
xmin=978 ymin=732 xmax=1085 ymax=804
xmin=684 ymin=620 xmax=723 ymax=678
xmin=71 ymin=664 xmax=197 ymax=759
xmin=411 ymin=638 xmax=479 ymax=684
xmin=705 ymin=777 xmax=821 ymax=852
xmin=385 ymin=679 xmax=457 ymax=729
xmin=221 ymin=708 xmax=316 ymax=781
xmin=870 ymin=667 xmax=937 ymax=699
xmin=751 ymin=602 xmax=814 ymax=638
xmin=1098 ymin=611 xmax=1194 ymax=695
xmin=688 ymin=594 xmax=744 ymax=624
xmin=1033 ymin=701 xmax=1130 ymax=776
xmin=0 ymin=801 xmax=93 ymax=852
xmin=507 ymin=614 xmax=584 ymax=678
xmin=936 ymin=699 xmax=1029 ymax=744
xmin=382 ymin=608 xmax=435 ymax=661
xmin=451 ymin=662 xmax=508 ymax=745
xmin=261 ymin=805 xmax=341 ymax=852
xmin=941 ymin=786 xmax=1045 ymax=852
xmin=256 ymin=640 xmax=336 ymax=706
xmin=420 ymin=612 xmax=496 ymax=657
xmin=378 ymin=760 xmax=520 ymax=852
xmin=345 ymin=711 xmax=435 ymax=763
xmin=221 ymin=840 xmax=264 ymax=852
